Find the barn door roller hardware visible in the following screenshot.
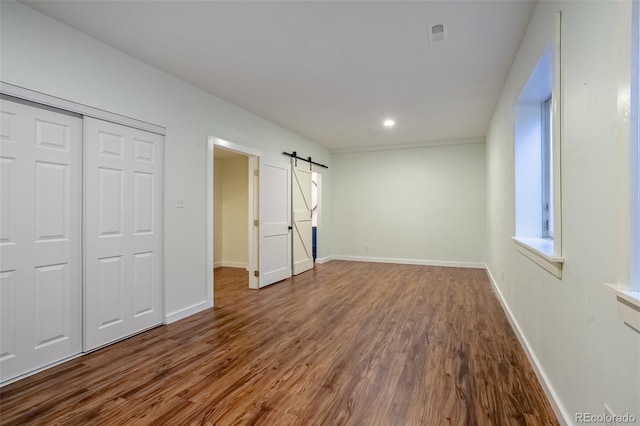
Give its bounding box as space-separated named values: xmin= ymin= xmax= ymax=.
xmin=282 ymin=151 xmax=329 ymax=170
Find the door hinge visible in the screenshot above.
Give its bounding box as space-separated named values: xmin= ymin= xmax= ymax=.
xmin=254 ymin=219 xmax=259 ymax=226
xmin=254 ymin=169 xmax=259 ymax=177
xmin=254 ymin=270 xmax=259 ymax=277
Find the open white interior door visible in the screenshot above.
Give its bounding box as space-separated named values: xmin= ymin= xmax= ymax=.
xmin=258 ymin=159 xmax=291 ymax=287
xmin=292 ymin=160 xmax=313 ymax=275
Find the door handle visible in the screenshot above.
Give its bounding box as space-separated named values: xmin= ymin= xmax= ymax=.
xmin=288 ymin=225 xmax=293 ymax=231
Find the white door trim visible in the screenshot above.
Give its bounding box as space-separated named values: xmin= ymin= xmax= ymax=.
xmin=213 ymin=137 xmax=260 ymax=158
xmin=206 ymin=136 xmax=261 ymax=302
xmin=0 ymin=82 xmax=165 ymax=136
xmin=206 ymin=138 xmax=215 ymax=309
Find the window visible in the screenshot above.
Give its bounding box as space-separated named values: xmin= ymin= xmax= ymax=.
xmin=512 ymin=18 xmax=564 ymax=278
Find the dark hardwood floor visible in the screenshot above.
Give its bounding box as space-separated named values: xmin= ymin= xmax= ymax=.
xmin=0 ymin=262 xmax=558 ymax=425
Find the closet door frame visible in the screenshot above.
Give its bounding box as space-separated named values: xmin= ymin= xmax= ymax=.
xmin=0 ymin=83 xmax=166 ymax=383
xmin=0 ymin=83 xmax=165 ymax=136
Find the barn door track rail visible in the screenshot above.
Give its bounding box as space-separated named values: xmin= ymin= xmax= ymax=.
xmin=282 ymin=151 xmax=329 ymax=169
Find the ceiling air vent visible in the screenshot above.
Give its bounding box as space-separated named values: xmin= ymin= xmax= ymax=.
xmin=428 ymin=22 xmax=448 ymax=44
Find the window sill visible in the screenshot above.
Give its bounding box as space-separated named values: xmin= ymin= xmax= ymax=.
xmin=512 ymin=236 xmax=564 ymax=278
xmin=603 ymin=283 xmax=640 ymax=333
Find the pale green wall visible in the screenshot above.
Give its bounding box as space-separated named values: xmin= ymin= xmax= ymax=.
xmin=332 ymin=143 xmax=486 ymax=266
xmin=485 ymin=1 xmax=639 ymax=421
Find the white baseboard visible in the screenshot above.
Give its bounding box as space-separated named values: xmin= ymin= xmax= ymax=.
xmin=331 ymin=255 xmax=485 ymax=269
xmin=220 ymin=261 xmax=248 ymax=269
xmin=315 ymin=256 xmax=334 ymax=264
xmin=485 ymin=266 xmax=571 ymax=426
xmin=214 ymin=261 xmax=248 ymax=269
xmin=164 ymin=300 xmax=212 ymax=324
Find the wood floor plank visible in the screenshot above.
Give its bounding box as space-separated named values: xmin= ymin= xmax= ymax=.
xmin=0 ymin=262 xmax=558 ymax=425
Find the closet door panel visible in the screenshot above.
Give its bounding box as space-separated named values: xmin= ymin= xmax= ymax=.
xmin=84 ymin=118 xmax=163 ymax=351
xmin=0 ymin=97 xmax=82 ymax=383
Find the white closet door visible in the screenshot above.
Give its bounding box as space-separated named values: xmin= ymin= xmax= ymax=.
xmin=0 ymin=97 xmax=82 ymax=382
xmin=83 ymin=117 xmax=163 ymax=351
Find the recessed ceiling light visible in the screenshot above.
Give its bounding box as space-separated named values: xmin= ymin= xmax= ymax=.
xmin=383 ymin=119 xmax=395 ymax=128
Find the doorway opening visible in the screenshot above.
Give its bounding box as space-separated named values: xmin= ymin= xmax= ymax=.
xmin=311 ymin=172 xmax=321 ymax=263
xmin=207 ymin=137 xmax=260 ymax=309
xmin=214 ymin=147 xmax=248 ymax=270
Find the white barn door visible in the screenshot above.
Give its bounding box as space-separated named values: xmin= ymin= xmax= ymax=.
xmin=84 ymin=118 xmax=163 ymax=351
xmin=259 ymin=160 xmax=291 ymax=287
xmin=291 ymin=160 xmax=313 ymax=275
xmin=0 ymin=97 xmax=82 ymax=382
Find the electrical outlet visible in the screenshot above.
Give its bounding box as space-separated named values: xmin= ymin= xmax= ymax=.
xmin=176 ymin=196 xmax=185 ymax=208
xmin=364 ymin=244 xmax=369 ymax=251
xmin=604 ymin=404 xmax=616 ymax=426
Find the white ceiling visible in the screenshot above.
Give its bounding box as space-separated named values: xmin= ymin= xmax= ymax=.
xmin=24 ymin=0 xmax=536 ymax=152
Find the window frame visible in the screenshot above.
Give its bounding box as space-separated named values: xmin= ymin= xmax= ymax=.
xmin=632 ymin=0 xmax=640 ymax=292
xmin=541 ymin=95 xmax=554 ymax=240
xmin=512 ymin=12 xmax=563 ymax=278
